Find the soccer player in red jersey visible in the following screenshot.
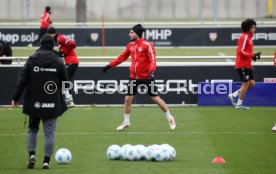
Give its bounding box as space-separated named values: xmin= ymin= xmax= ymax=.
xmin=228 ymin=18 xmax=261 ymax=109
xmin=47 ymin=27 xmax=79 ymax=108
xmin=29 ymin=6 xmax=52 ymax=47
xmin=102 ymin=24 xmax=176 ymax=131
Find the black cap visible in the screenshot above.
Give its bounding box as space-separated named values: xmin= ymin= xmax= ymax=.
xmin=45 ymin=6 xmax=51 ymax=12
xmin=131 ymin=24 xmax=145 ymax=38
xmin=40 ymin=34 xmax=54 ymax=50
xmin=47 ymin=27 xmax=57 ymax=34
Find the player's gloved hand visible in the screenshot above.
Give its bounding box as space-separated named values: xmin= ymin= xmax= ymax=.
xmin=102 ymin=65 xmax=111 ymax=73
xmin=58 ymin=51 xmax=64 ymax=58
xmin=148 ymin=72 xmax=155 ymax=80
xmin=252 ymin=52 xmax=262 ymax=61
xmin=54 ymin=50 xmax=64 ymax=58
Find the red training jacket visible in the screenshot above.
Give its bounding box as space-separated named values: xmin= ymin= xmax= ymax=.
xmin=57 ymin=34 xmax=79 ymax=64
xmin=40 ymin=11 xmax=51 ymax=29
xmin=109 ymin=38 xmax=156 ymax=79
xmin=235 ymin=32 xmax=254 ymax=69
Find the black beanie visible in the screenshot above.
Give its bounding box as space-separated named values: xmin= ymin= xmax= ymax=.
xmin=131 ymin=24 xmax=145 ymax=38
xmin=47 ymin=27 xmax=57 ymax=34
xmin=40 ymin=34 xmax=54 ymax=50
xmin=45 ymin=6 xmax=51 ymax=12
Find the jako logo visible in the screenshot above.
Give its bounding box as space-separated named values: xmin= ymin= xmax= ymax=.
xmin=34 ymin=102 xmax=41 ymax=109
xmin=34 ymin=102 xmax=55 ymax=109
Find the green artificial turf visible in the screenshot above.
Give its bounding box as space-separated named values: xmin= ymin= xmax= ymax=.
xmin=0 ymin=106 xmax=276 ymax=174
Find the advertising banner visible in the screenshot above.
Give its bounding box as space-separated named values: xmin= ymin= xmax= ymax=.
xmin=0 ymin=27 xmax=276 ymax=47
xmin=198 ymin=82 xmax=276 ymax=106
xmin=1 ymin=64 xmax=275 ymax=105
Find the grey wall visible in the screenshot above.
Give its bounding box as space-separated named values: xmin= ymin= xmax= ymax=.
xmin=0 ymin=0 xmax=274 ymax=21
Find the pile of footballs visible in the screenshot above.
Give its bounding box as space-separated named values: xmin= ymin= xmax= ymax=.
xmin=106 ymin=144 xmax=176 ymax=162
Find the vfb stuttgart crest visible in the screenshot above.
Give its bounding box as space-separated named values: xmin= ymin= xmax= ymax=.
xmin=138 ymin=47 xmax=143 ymax=52
xmin=209 ymin=32 xmax=217 ymax=42
xmin=90 ymin=33 xmax=99 ymax=42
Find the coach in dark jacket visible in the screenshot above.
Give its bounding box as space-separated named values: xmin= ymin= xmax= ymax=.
xmin=11 ymin=34 xmax=69 ymax=169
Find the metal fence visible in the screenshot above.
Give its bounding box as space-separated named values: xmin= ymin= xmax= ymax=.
xmin=0 ymin=0 xmax=275 ymax=21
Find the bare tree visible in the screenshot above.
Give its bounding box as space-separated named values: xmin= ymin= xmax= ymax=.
xmin=76 ymin=0 xmax=87 ymax=23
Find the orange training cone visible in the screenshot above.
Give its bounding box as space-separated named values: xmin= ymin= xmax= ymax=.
xmin=212 ymin=156 xmax=226 ymax=164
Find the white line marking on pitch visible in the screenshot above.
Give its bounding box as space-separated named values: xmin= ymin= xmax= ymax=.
xmin=0 ymin=131 xmax=272 ymax=136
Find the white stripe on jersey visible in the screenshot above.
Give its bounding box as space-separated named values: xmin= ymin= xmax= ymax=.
xmin=44 ymin=14 xmax=49 ymax=22
xmin=143 ymin=41 xmax=155 ymax=62
xmin=241 ymin=34 xmax=248 ymax=54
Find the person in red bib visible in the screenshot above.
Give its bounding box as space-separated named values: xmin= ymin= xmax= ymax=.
xmin=47 ymin=27 xmax=79 ymax=108
xmin=102 ymin=24 xmax=176 ymax=131
xmin=28 ymin=6 xmax=52 ymax=47
xmin=228 ymin=18 xmax=261 ymax=109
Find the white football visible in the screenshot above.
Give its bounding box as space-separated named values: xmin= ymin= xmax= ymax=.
xmin=106 ymin=144 xmax=122 ymax=160
xmin=121 ymin=144 xmax=133 ymax=160
xmin=145 ymin=146 xmax=156 ymax=161
xmin=55 ymin=148 xmax=72 ymax=164
xmin=161 ymin=144 xmax=176 ymax=160
xmin=149 ymin=144 xmax=160 ymax=151
xmin=135 ymin=144 xmax=146 ymax=160
xmin=155 ymin=146 xmax=170 ymax=162
xmin=125 ymin=146 xmax=140 ymax=161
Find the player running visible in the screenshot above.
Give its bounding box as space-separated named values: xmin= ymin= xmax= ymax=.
xmin=228 ymin=18 xmax=261 ymax=109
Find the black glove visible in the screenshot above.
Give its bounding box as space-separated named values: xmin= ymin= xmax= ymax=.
xmin=54 ymin=50 xmax=64 ymax=58
xmin=58 ymin=51 xmax=64 ymax=58
xmin=252 ymin=52 xmax=262 ymax=61
xmin=102 ymin=65 xmax=111 ymax=73
xmin=148 ymin=72 xmax=155 ymax=80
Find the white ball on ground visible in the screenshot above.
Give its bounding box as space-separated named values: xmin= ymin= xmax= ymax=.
xmin=272 ymin=124 xmax=276 ymax=132
xmin=145 ymin=146 xmax=156 ymax=161
xmin=121 ymin=144 xmax=133 ymax=160
xmin=55 ymin=148 xmax=72 ymax=164
xmin=155 ymin=146 xmax=170 ymax=162
xmin=125 ymin=146 xmax=140 ymax=161
xmin=106 ymin=144 xmax=122 ymax=160
xmin=160 ymin=144 xmax=176 ymax=160
xmin=149 ymin=144 xmax=160 ymax=151
xmin=135 ymin=144 xmax=146 ymax=160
